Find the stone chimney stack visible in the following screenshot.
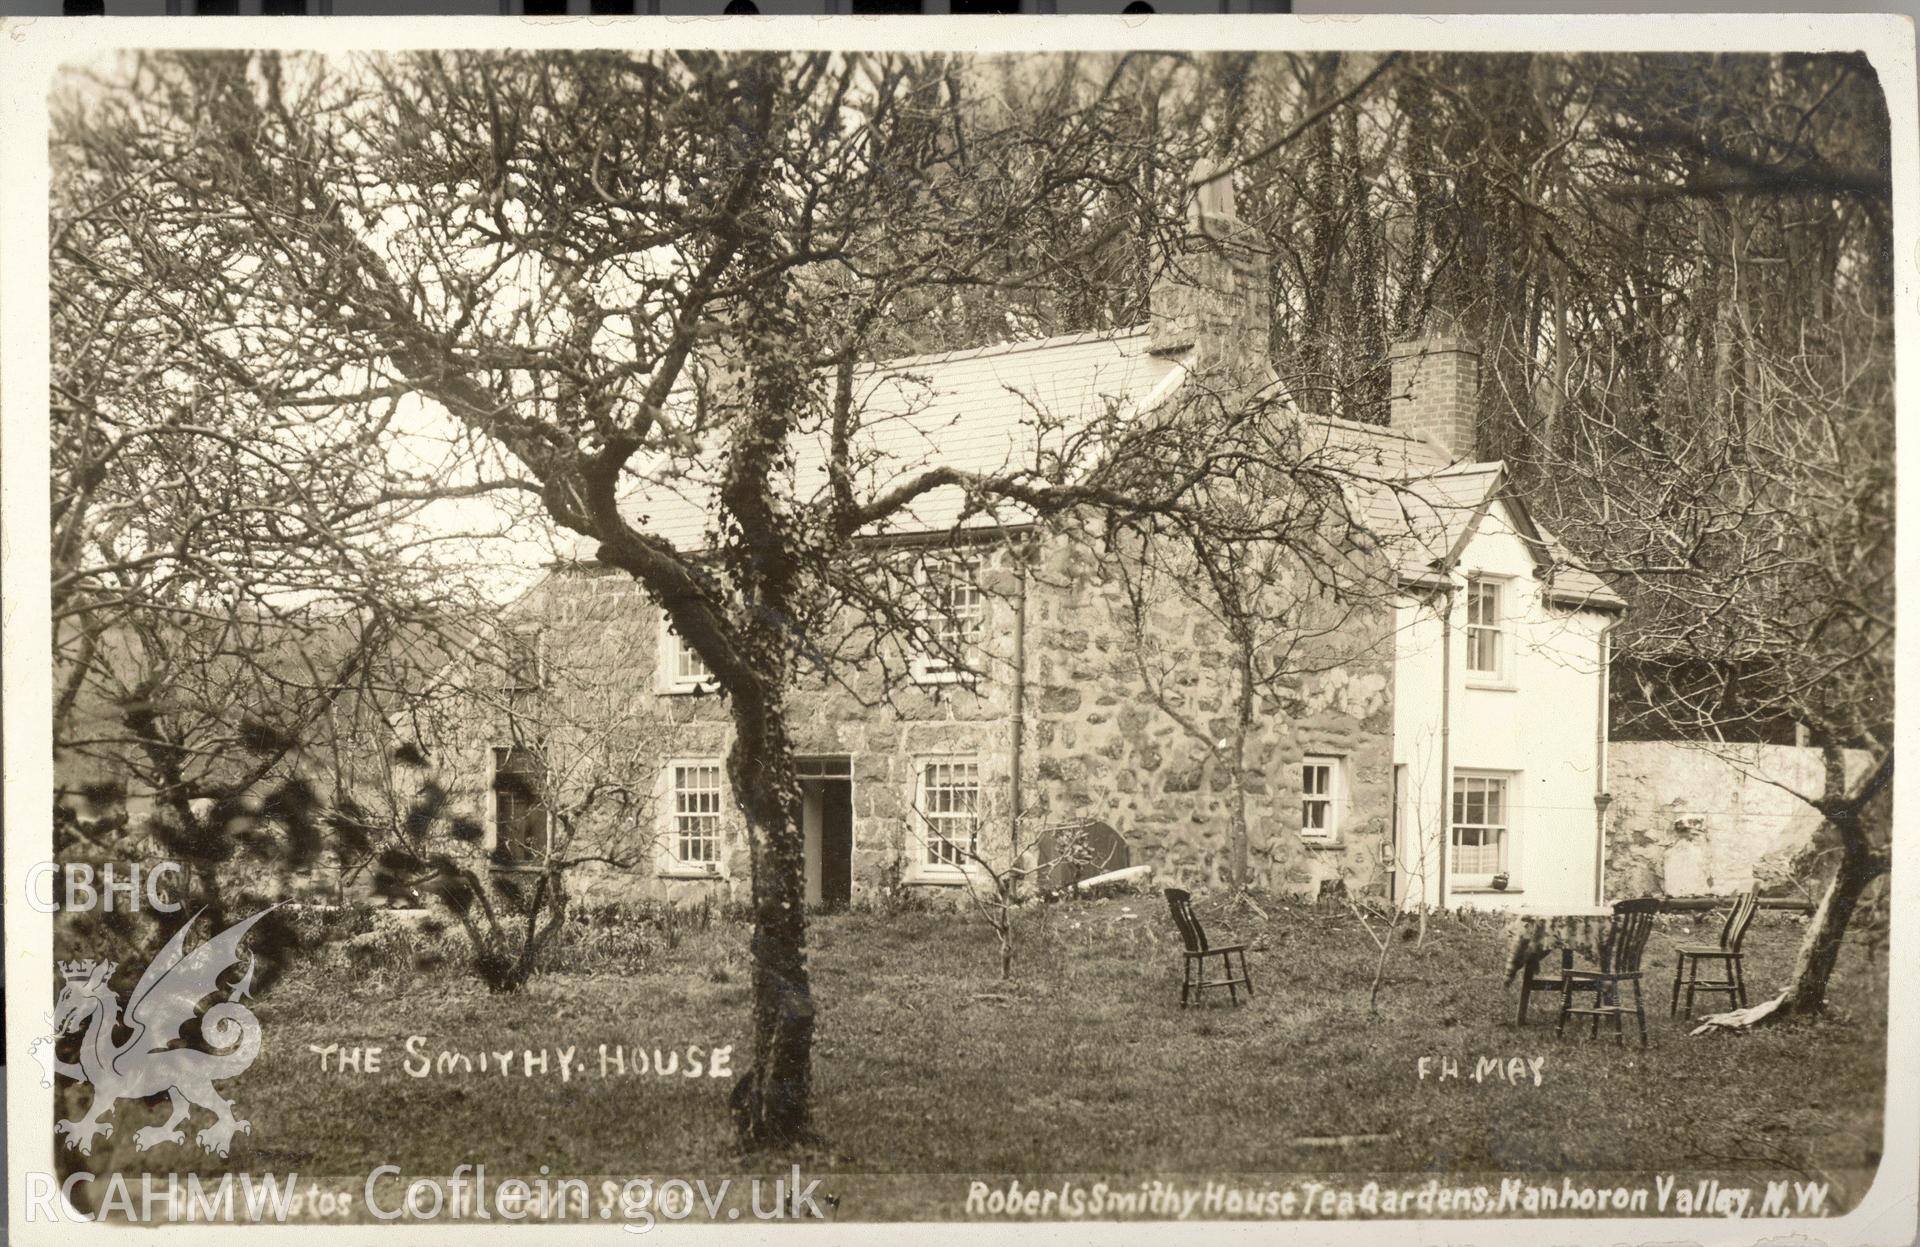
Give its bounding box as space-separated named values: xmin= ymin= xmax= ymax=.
xmin=1148 ymin=158 xmax=1273 ymax=390
xmin=1388 ymin=324 xmax=1482 ymax=463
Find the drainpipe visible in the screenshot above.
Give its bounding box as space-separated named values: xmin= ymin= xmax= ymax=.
xmin=1010 ymin=552 xmax=1029 ymax=833
xmin=1593 ymin=619 xmax=1616 ymax=906
xmin=1437 ymin=582 xmax=1454 ymax=910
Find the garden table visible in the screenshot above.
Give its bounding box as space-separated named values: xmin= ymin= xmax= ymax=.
xmin=1500 ymin=906 xmax=1615 ymax=1024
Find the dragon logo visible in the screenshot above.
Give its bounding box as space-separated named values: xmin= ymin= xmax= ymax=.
xmin=30 ymin=906 xmax=274 ymax=1158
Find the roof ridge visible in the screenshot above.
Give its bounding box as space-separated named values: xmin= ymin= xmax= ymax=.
xmin=1433 ymin=458 xmax=1505 ymax=477
xmin=870 ymin=325 xmax=1151 ymax=373
xmin=1306 ymin=411 xmax=1428 ymax=444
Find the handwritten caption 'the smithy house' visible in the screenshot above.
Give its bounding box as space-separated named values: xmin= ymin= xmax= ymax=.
xmin=308 ymin=1039 xmax=734 ymax=1083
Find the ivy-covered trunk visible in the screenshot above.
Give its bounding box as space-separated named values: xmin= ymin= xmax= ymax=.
xmin=725 ymin=682 xmax=815 ymax=1149
xmin=717 ymin=239 xmax=817 ymax=1149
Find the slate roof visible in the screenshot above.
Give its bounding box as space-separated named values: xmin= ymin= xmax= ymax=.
xmin=577 ymin=327 xmax=1184 ymax=557
xmin=590 ymin=326 xmax=1623 ymax=612
xmin=1302 ymin=414 xmax=1622 ymax=610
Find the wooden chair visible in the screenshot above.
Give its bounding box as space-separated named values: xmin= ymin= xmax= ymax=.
xmin=1670 ymin=884 xmax=1759 ymax=1017
xmin=1163 ymin=887 xmax=1254 ymax=1007
xmin=1517 ymin=948 xmax=1572 ymax=1025
xmin=1556 ymin=897 xmax=1660 ymax=1047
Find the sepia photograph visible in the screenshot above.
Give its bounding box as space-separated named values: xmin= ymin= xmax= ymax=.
xmin=2 ymin=12 xmax=1912 ymax=1241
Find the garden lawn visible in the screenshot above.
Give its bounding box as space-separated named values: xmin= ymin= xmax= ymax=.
xmin=68 ymin=894 xmax=1889 ymax=1221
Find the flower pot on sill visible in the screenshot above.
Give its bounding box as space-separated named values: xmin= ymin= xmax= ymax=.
xmin=1491 ymin=873 xmax=1511 ymax=892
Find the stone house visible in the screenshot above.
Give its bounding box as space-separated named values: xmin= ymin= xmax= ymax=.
xmin=444 ymin=191 xmax=1625 ymax=913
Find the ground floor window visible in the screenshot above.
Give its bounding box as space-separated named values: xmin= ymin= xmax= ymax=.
xmin=1451 ymin=771 xmax=1510 ymax=886
xmin=1300 ymin=755 xmax=1343 ymax=843
xmin=666 ymin=761 xmax=724 ymax=870
xmin=492 ymin=745 xmax=549 ymax=861
xmin=914 ymin=757 xmax=980 ymax=869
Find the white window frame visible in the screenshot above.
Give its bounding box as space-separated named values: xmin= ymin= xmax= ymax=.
xmin=657 ymin=613 xmax=718 ymax=695
xmin=911 ymin=562 xmax=985 ymax=685
xmin=1300 ymin=755 xmax=1344 ymax=844
xmin=658 ymin=759 xmax=727 ymax=878
xmin=1450 ymin=770 xmax=1514 ymax=890
xmin=907 ymin=755 xmax=981 ymax=882
xmin=1462 ymin=576 xmax=1511 ymax=685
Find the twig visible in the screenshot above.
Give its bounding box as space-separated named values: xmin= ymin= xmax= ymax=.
xmin=1192 ymin=54 xmax=1405 ymax=191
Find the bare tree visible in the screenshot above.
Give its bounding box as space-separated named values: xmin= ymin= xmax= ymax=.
xmin=336 ymin=624 xmax=673 ymax=990
xmin=1239 ymin=49 xmax=1896 ymax=1024
xmin=917 ymin=802 xmax=1092 ymax=982
xmin=52 ymin=51 xmax=1274 ymax=1145
xmin=48 ymin=47 xmax=1493 ymax=1146
xmin=1538 ymin=360 xmax=1894 ymax=1024
xmin=1514 ymin=81 xmax=1894 ymax=1022
xmin=1108 ymin=426 xmax=1395 ymax=889
xmin=49 ymin=52 xmax=525 ymax=936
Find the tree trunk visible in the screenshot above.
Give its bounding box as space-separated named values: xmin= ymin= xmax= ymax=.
xmin=1775 ymin=819 xmax=1879 ymax=1016
xmin=726 ymin=688 xmax=816 ymax=1151
xmin=1229 ymin=645 xmax=1255 ymax=887
xmin=1701 ymin=748 xmax=1891 ymax=1031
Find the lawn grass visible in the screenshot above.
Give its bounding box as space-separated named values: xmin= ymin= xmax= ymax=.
xmin=59 ymin=893 xmax=1888 ymax=1223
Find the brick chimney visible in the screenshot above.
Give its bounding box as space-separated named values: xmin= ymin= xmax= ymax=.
xmin=1148 ymin=158 xmax=1272 ymax=391
xmin=1388 ymin=326 xmax=1481 ymax=463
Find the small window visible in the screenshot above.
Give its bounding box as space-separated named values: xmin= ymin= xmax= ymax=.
xmin=664 ymin=762 xmax=725 ymax=872
xmin=499 ymin=627 xmax=544 ymax=722
xmin=1451 ymin=772 xmax=1511 ymax=886
xmin=1300 ymin=756 xmax=1342 ymax=843
xmin=1464 ymin=578 xmax=1505 ymax=679
xmin=914 ymin=758 xmax=980 ymax=870
xmin=913 ymin=562 xmax=985 ymax=683
xmin=502 ymin=626 xmax=543 ymax=688
xmin=658 ymin=614 xmax=716 ymax=694
xmin=492 ymin=746 xmax=549 ymax=861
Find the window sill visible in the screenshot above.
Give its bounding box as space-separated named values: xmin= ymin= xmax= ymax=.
xmin=657 ymin=865 xmax=727 ymax=881
xmin=1464 ymin=678 xmax=1518 ymax=693
xmin=1298 ymin=836 xmax=1344 ymax=851
xmin=1450 ymin=885 xmax=1524 ymax=895
xmin=911 ymin=669 xmax=980 ymax=687
xmin=904 ymin=867 xmax=974 ymax=887
xmin=657 ymin=682 xmax=720 ymax=697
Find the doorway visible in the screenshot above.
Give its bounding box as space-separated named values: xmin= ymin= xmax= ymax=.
xmin=1389 ymin=763 xmax=1406 ymax=907
xmin=799 ymin=757 xmax=854 ymax=906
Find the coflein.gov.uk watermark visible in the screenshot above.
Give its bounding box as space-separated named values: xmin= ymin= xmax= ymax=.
xmin=24 ymin=1166 xmax=830 ymax=1231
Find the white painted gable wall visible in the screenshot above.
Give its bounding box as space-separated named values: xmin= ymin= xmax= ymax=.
xmin=1390 ymin=499 xmax=1613 ymax=911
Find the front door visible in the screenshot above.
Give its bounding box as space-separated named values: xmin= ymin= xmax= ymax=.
xmin=799 ymin=757 xmax=854 ymax=906
xmin=818 ymin=781 xmax=852 ymax=905
xmin=1389 ymin=763 xmax=1406 ymax=906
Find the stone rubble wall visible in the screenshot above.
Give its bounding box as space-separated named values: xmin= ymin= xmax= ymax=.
xmin=1020 ymin=528 xmax=1395 ymax=898
xmin=426 ymin=519 xmax=1396 ymax=907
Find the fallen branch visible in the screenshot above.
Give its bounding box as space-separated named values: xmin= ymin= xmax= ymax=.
xmin=1690 ymin=993 xmax=1788 ymax=1034
xmin=1068 ymin=864 xmax=1153 ymax=893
